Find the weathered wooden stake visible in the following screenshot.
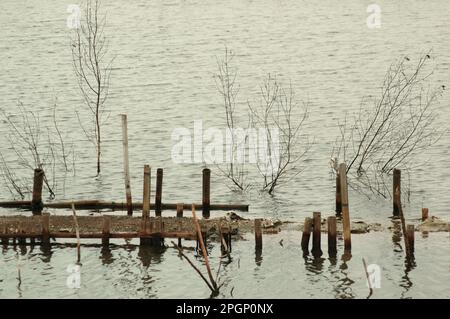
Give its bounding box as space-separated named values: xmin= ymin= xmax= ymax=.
xmin=155 ymin=168 xmax=163 ymax=216
xmin=327 ymin=216 xmax=337 ymax=257
xmin=421 ymin=208 xmax=429 ymax=221
xmin=312 ymin=212 xmax=323 ymax=257
xmin=177 ymin=203 xmax=183 ymax=247
xmin=121 ymin=114 xmax=133 ymax=216
xmin=202 ymin=168 xmax=211 ymax=219
xmin=142 ymin=165 xmax=151 ymax=219
xmin=393 ymin=169 xmax=401 ymax=217
xmin=41 ymin=213 xmax=50 ymax=245
xmin=31 ymin=168 xmax=44 ymax=214
xmin=254 ymin=219 xmax=263 ymax=251
xmin=339 ymin=163 xmax=352 ymax=252
xmin=407 ymin=224 xmax=415 ymax=255
xmin=336 ymin=174 xmax=342 ymax=216
xmin=301 ymin=217 xmax=312 ymax=254
xmin=18 ymin=224 xmax=26 ymax=245
xmin=102 ymin=216 xmax=111 ymax=246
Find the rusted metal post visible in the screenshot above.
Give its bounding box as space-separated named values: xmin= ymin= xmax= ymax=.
xmin=142 ymin=165 xmax=151 ymax=219
xmin=327 ymin=216 xmax=337 ymax=257
xmin=202 ymin=168 xmax=211 ymax=219
xmin=393 ymin=169 xmax=401 ymax=217
xmin=312 ymin=212 xmax=323 ymax=257
xmin=121 ymin=114 xmax=133 ymax=216
xmin=301 ymin=217 xmax=312 ymax=254
xmin=41 ymin=213 xmax=50 ymax=245
xmin=31 ymin=168 xmax=44 ymax=214
xmin=255 ymin=219 xmax=263 ymax=251
xmin=421 ymin=208 xmax=429 ymax=221
xmin=155 ymin=168 xmax=163 ymax=216
xmin=339 ymin=163 xmax=352 ymax=252
xmin=336 ymin=173 xmax=342 ymax=216
xmin=102 ymin=216 xmax=110 ymax=246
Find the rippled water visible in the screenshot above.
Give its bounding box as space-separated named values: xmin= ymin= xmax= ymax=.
xmin=0 ymin=0 xmax=449 ymax=298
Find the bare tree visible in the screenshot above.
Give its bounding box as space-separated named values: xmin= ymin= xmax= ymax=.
xmin=332 ymin=52 xmax=444 ymax=198
xmin=0 ymin=100 xmax=75 ymax=199
xmin=71 ymin=0 xmax=112 ymax=175
xmin=248 ymin=74 xmax=312 ymax=194
xmin=214 ymin=47 xmax=249 ymax=190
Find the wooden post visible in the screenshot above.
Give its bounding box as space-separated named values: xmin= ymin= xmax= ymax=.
xmin=301 ymin=217 xmax=312 ymax=254
xmin=142 ymin=165 xmax=151 ymax=219
xmin=312 ymin=212 xmax=323 ymax=257
xmin=121 ymin=114 xmax=133 ymax=216
xmin=254 ymin=219 xmax=262 ymax=251
xmin=335 ymin=174 xmax=342 ymax=216
xmin=421 ymin=208 xmax=429 ymax=221
xmin=327 ymin=216 xmax=337 ymax=257
xmin=155 ymin=168 xmax=163 ymax=216
xmin=406 ymin=224 xmax=415 ymax=255
xmin=18 ymin=223 xmax=26 ymax=245
xmin=176 ymin=203 xmax=184 ymax=218
xmin=177 ymin=203 xmax=183 ymax=247
xmin=393 ymin=169 xmax=401 ymax=217
xmin=31 ymin=168 xmax=44 ymax=214
xmin=41 ymin=213 xmax=50 ymax=245
xmin=102 ymin=216 xmax=110 ymax=246
xmin=339 ymin=163 xmax=351 ymax=252
xmin=202 ymin=168 xmax=211 ymax=219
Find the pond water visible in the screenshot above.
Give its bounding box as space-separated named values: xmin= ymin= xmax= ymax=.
xmin=0 ymin=0 xmax=449 ymax=298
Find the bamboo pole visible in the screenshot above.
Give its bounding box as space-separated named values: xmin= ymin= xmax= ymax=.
xmin=192 ymin=204 xmax=218 ymax=291
xmin=142 ymin=165 xmax=151 ymax=219
xmin=121 ymin=114 xmax=133 ymax=216
xmin=339 ymin=163 xmax=352 ymax=252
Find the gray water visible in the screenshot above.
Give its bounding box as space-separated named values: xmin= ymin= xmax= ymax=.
xmin=0 ymin=0 xmax=449 ymax=298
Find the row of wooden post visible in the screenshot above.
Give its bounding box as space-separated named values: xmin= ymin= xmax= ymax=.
xmin=335 ymin=166 xmax=416 ymax=257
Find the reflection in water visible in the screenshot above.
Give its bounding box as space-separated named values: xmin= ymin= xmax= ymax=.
xmin=39 ymin=244 xmax=52 ymax=263
xmin=400 ymin=257 xmax=417 ymax=299
xmin=100 ymin=246 xmax=114 ymax=265
xmin=332 ymin=253 xmax=355 ymax=299
xmin=138 ymin=245 xmax=165 ymax=268
xmin=391 ymin=220 xmax=403 ymax=252
xmin=255 ymin=248 xmax=262 ymax=266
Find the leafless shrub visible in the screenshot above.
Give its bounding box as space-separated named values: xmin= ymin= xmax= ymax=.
xmin=248 ymin=74 xmax=312 ymax=194
xmin=214 ymin=47 xmax=249 ymax=190
xmin=332 ymin=52 xmax=444 ymax=198
xmin=0 ymin=100 xmax=75 ymax=199
xmin=71 ymin=0 xmax=112 ymax=175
